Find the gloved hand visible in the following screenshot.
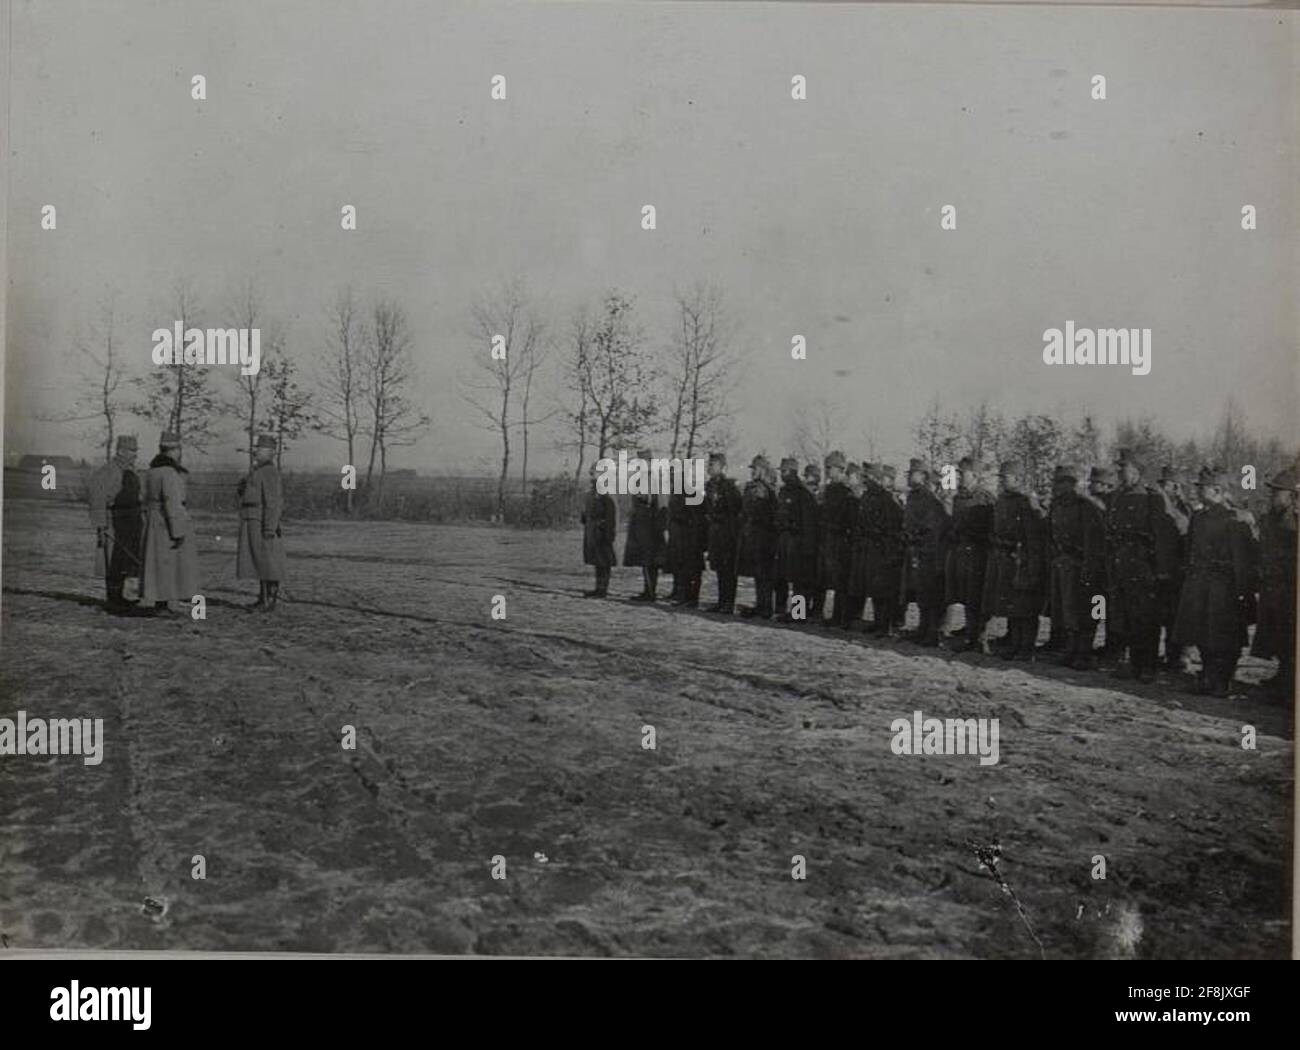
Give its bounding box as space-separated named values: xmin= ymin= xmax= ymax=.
xmin=171 ymin=536 xmax=185 ymax=550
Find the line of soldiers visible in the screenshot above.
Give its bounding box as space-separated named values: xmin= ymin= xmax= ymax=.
xmin=86 ymin=431 xmax=288 ymax=615
xmin=581 ymin=448 xmax=1297 ymax=699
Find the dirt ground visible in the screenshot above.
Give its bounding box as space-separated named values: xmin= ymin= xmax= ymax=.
xmin=0 ymin=498 xmax=1292 ymax=958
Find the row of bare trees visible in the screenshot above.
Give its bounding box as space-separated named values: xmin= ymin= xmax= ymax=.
xmin=51 ymin=280 xmax=429 ymax=507
xmin=461 ymin=281 xmax=737 ymax=519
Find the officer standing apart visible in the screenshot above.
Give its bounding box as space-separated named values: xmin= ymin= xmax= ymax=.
xmin=87 ymin=435 xmax=144 ymax=612
xmin=141 ymin=430 xmax=200 ymax=614
xmin=237 ymin=434 xmax=287 ymax=612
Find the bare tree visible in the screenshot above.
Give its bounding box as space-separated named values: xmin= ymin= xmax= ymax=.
xmin=911 ymin=396 xmax=961 ymax=471
xmin=663 ymin=282 xmax=735 ymax=459
xmin=362 ymin=299 xmax=430 ymax=504
xmin=138 ymin=278 xmax=219 ymax=452
xmin=40 ymin=291 xmax=131 ymax=461
xmin=574 ymin=293 xmax=657 ymax=462
xmin=316 ymin=287 xmax=367 ymax=512
xmin=562 ymin=307 xmax=594 ymax=487
xmin=791 ymin=396 xmax=844 ymax=467
xmin=226 ymin=279 xmax=274 ymax=469
xmin=460 ymin=279 xmax=549 ymax=520
xmin=260 ymin=345 xmax=316 ymax=470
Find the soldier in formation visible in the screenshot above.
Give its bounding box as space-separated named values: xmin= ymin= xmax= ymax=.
xmin=583 ymin=446 xmax=1295 ymax=702
xmin=900 ymin=458 xmax=950 ymax=646
xmin=704 ymin=452 xmax=743 ymax=614
xmin=623 ymin=448 xmax=667 ymax=602
xmin=736 ymin=455 xmax=777 ymax=619
xmin=944 ymin=455 xmax=995 ymax=653
xmin=580 ymin=462 xmax=617 ymax=598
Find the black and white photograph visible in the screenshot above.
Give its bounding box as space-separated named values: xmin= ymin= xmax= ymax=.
xmin=1 ymin=0 xmax=1296 ymax=977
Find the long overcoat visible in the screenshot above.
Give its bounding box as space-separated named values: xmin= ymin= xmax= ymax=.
xmin=705 ymin=475 xmax=743 ymax=575
xmin=945 ymin=487 xmax=994 ymax=610
xmin=1047 ymin=491 xmax=1106 ymax=632
xmin=666 ymin=492 xmax=707 ymax=577
xmin=982 ymin=491 xmax=1045 ymax=618
xmin=237 ymin=462 xmax=288 ymax=581
xmin=850 ymin=481 xmax=904 ymax=599
xmin=901 ymin=485 xmax=951 ymax=607
xmin=140 ymin=456 xmax=200 ymax=603
xmin=1173 ymin=503 xmax=1254 ymax=654
xmin=735 ymin=478 xmax=777 ymax=579
xmin=817 ymin=480 xmax=856 ymax=589
xmin=1251 ymin=504 xmax=1297 ymax=661
xmin=1105 ymin=485 xmax=1181 ymax=638
xmin=774 ymin=477 xmax=819 ymax=584
xmin=623 ymin=495 xmax=667 ymax=568
xmin=581 ymin=488 xmax=617 ymax=567
xmin=87 ymin=461 xmax=143 ymax=578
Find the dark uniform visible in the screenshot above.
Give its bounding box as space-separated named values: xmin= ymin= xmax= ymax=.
xmin=704 ymin=455 xmax=743 ymax=613
xmin=581 ymin=482 xmax=617 ymax=597
xmin=1250 ymin=467 xmax=1297 ymax=694
xmin=666 ymin=491 xmax=707 ymax=606
xmin=802 ymin=463 xmax=825 ymax=618
xmin=852 ymin=466 xmax=905 ymax=634
xmin=983 ymin=463 xmax=1046 ymax=659
xmin=944 ymin=457 xmax=995 ymax=651
xmin=774 ymin=458 xmax=819 ymax=620
xmin=623 ymin=460 xmax=668 ymax=601
xmin=1047 ymin=464 xmax=1107 ymax=667
xmin=1105 ymin=450 xmax=1182 ymax=680
xmin=900 ymin=459 xmax=951 ymax=645
xmin=1173 ymin=468 xmax=1255 ymax=696
xmin=1088 ymin=466 xmax=1119 ymax=661
xmin=818 ymin=451 xmax=856 ymax=626
xmin=86 ymin=435 xmax=144 ymax=610
xmin=736 ymin=456 xmax=778 ymax=618
xmin=1155 ymin=467 xmax=1191 ymax=669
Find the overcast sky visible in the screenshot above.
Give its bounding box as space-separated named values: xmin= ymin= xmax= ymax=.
xmin=5 ymin=0 xmax=1296 ymax=472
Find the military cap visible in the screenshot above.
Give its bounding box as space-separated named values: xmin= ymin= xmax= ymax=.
xmin=881 ymin=464 xmax=897 ymax=480
xmin=708 ymin=451 xmax=726 ymax=466
xmin=256 ymin=434 xmax=277 ymax=450
xmin=1158 ymin=464 xmax=1180 ymax=484
xmin=635 ymin=448 xmax=653 ymax=461
xmin=997 ymin=460 xmax=1021 ymax=478
xmin=749 ymin=454 xmax=769 ymax=470
xmin=804 ymin=462 xmax=821 ymax=480
xmin=159 ymin=430 xmax=180 ymax=446
xmin=1089 ymin=465 xmax=1116 ymax=484
xmin=116 ymin=435 xmax=138 ymax=452
xmin=957 ymin=455 xmax=978 ymax=472
xmin=1265 ymin=466 xmax=1298 ymax=492
xmin=1053 ymin=463 xmax=1079 ymax=483
xmin=779 ymin=456 xmax=799 ymax=474
xmin=845 ymin=461 xmax=862 ymax=477
xmin=907 ymin=458 xmax=930 ymax=477
xmin=824 ymin=450 xmax=847 ymax=470
xmin=1114 ymin=447 xmax=1142 ymax=470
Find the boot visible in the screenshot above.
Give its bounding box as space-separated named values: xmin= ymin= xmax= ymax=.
xmin=250 ymin=581 xmax=267 ymax=611
xmin=683 ymin=576 xmax=701 ymax=609
xmin=264 ymin=581 xmax=280 ymax=612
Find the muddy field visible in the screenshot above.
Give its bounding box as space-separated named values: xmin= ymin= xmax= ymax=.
xmin=0 ymin=498 xmax=1292 ymax=958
